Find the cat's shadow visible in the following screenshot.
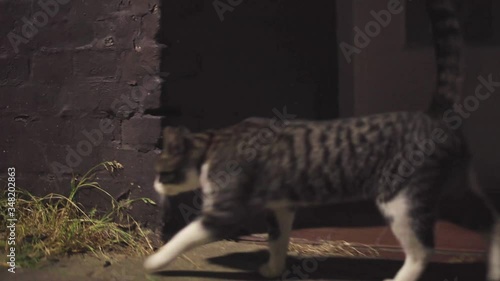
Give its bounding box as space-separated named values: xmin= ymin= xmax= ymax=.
xmin=155 ymin=250 xmax=486 ymax=280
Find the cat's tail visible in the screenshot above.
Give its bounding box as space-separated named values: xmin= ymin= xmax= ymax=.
xmin=426 ymin=0 xmax=464 ymax=117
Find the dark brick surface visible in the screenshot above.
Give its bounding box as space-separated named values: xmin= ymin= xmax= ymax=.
xmin=142 ymin=82 xmax=163 ymax=110
xmin=0 ymin=0 xmax=162 ymax=226
xmin=54 ymin=80 xmax=131 ymax=115
xmin=35 ymin=20 xmax=96 ymax=50
xmin=26 ymin=117 xmax=120 ymax=145
xmin=130 ymin=0 xmax=158 ymax=16
xmin=120 ymin=47 xmax=161 ymax=83
xmin=141 ymin=10 xmax=160 ymax=39
xmin=0 ymin=0 xmax=34 ymax=56
xmin=32 ymin=52 xmax=73 ymax=84
xmin=93 ymin=14 xmax=142 ymax=50
xmin=122 ymin=115 xmax=162 ymax=147
xmin=0 ymin=85 xmax=37 ymax=113
xmin=0 ymin=57 xmax=30 ymax=86
xmin=0 ymin=83 xmax=63 ymax=116
xmin=74 ymin=50 xmax=119 ymax=78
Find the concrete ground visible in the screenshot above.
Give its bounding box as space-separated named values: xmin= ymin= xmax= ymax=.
xmin=1 ymin=240 xmax=487 ymax=281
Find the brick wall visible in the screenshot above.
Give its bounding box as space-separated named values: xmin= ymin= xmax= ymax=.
xmin=0 ymin=0 xmax=163 ymax=224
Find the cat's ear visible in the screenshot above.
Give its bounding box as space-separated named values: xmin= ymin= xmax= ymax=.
xmin=163 ymin=126 xmax=191 ymax=155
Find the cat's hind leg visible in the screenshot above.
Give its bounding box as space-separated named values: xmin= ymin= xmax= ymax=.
xmin=259 ymin=207 xmax=295 ymax=279
xmin=467 ymin=166 xmax=500 ymax=281
xmin=378 ymin=190 xmax=435 ymax=281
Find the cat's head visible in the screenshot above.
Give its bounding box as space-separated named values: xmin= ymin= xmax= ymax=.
xmin=154 ymin=126 xmax=200 ymax=196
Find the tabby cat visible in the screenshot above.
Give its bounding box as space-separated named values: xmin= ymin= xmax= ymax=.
xmin=144 ymin=0 xmax=500 ymax=280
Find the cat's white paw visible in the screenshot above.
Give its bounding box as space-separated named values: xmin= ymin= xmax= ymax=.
xmin=382 ymin=279 xmax=394 ymax=281
xmin=143 ymin=253 xmax=170 ymax=273
xmin=258 ymin=263 xmax=284 ymax=279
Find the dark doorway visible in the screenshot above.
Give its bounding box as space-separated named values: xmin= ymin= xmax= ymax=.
xmin=155 ymin=0 xmax=338 ymax=130
xmin=154 ymin=0 xmax=339 ymax=235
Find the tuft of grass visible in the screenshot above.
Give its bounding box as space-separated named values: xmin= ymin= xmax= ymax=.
xmin=288 ymin=239 xmax=379 ymax=258
xmin=0 ymin=161 xmax=156 ymax=268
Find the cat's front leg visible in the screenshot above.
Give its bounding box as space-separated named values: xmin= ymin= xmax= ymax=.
xmin=259 ymin=207 xmax=295 ymax=279
xmin=144 ymin=218 xmax=215 ymax=272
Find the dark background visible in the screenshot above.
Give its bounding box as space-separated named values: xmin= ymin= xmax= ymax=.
xmin=1 ymin=0 xmax=499 ymax=235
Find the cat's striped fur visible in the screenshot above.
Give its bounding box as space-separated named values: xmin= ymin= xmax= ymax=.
xmin=144 ymin=1 xmax=500 ymax=280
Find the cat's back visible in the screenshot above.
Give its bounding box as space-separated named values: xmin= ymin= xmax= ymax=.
xmin=206 ymin=111 xmax=462 ymax=165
